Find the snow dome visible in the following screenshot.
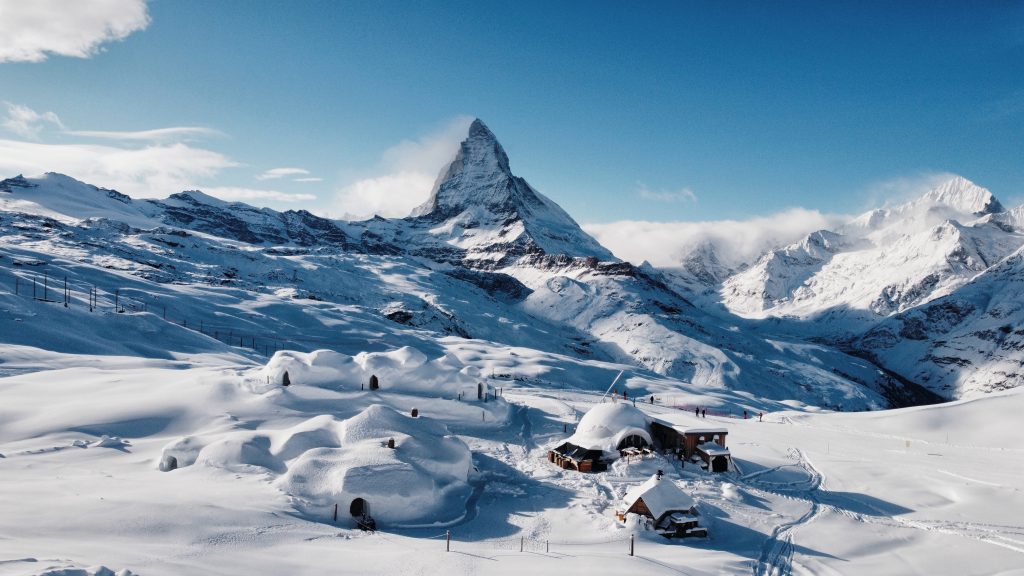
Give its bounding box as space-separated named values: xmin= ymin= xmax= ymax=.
xmin=567 ymin=401 xmax=652 ymax=457
xmin=261 ymin=347 xmax=488 ymax=399
xmin=161 ymin=406 xmax=474 ymax=527
xmin=276 ymin=405 xmax=473 ymax=525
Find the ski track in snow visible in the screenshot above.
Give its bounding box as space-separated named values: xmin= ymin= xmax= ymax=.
xmin=746 ymin=448 xmax=823 ymax=576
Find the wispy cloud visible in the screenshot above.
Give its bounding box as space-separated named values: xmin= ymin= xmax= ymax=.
xmin=293 ymin=177 xmax=323 ymax=183
xmin=2 ymin=103 xmax=221 ymax=145
xmin=0 ymin=0 xmax=150 ymax=63
xmin=2 ymin=102 xmax=65 ymax=139
xmin=585 ymin=208 xmax=848 ymax=268
xmin=256 ymin=167 xmax=311 ymax=181
xmin=66 ymin=126 xmax=223 ymax=142
xmin=333 ymin=116 xmax=474 ymax=219
xmin=636 ymin=182 xmax=698 ymax=203
xmin=0 ymin=138 xmax=237 ymax=197
xmin=201 ymin=187 xmax=317 ymax=203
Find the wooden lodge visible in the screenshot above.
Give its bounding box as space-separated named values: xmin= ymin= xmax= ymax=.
xmin=650 ymin=419 xmax=732 ymax=473
xmin=617 ymin=472 xmax=706 ymax=538
xmin=547 ymin=402 xmax=654 ymax=473
xmin=548 ymin=442 xmax=607 ymax=472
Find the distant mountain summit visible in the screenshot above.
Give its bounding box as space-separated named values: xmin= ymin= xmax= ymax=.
xmin=408 ymin=119 xmax=615 ymax=263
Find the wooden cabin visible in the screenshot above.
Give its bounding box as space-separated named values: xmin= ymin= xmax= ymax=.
xmin=617 ymin=473 xmax=706 ymax=538
xmin=650 ymin=420 xmax=732 ymax=472
xmin=548 ymin=442 xmax=607 ymax=472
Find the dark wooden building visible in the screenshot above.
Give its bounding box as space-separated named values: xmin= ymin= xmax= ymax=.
xmin=650 ymin=419 xmax=732 ymax=472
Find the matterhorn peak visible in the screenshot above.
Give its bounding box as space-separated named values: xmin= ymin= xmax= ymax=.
xmin=408 ymin=119 xmax=616 ymax=261
xmin=410 ymin=118 xmax=518 ymax=219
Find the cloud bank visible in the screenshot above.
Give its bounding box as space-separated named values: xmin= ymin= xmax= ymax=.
xmin=584 ymin=208 xmax=849 ymax=268
xmin=0 ymin=0 xmax=150 ymax=63
xmin=333 ymin=116 xmax=474 ymax=219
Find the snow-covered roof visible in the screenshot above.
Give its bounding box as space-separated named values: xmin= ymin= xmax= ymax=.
xmin=621 ymin=474 xmax=696 ymax=520
xmin=697 ymin=442 xmax=731 ymax=456
xmin=684 ymin=427 xmax=728 ymax=435
xmin=566 ymin=402 xmax=651 ymax=455
xmin=649 ymin=416 xmax=728 ymax=436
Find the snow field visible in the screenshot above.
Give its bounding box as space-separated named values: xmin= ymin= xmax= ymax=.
xmin=2 ymin=346 xmax=1024 ymax=574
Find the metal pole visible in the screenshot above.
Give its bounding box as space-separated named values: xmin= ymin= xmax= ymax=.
xmin=446 ymin=530 xmax=451 ymax=552
xmin=520 ymin=536 xmax=524 ymax=552
xmin=630 ymin=534 xmax=634 ymax=556
xmin=333 ymin=503 xmax=338 ymax=522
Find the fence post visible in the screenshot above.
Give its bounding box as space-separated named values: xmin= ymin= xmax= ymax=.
xmin=333 ymin=503 xmax=338 ymax=522
xmin=546 ymin=540 xmax=549 ymax=554
xmin=520 ymin=536 xmax=524 ymax=552
xmin=630 ymin=533 xmax=634 ymax=556
xmin=446 ymin=530 xmax=451 ymax=552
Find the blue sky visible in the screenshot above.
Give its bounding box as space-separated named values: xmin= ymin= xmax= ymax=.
xmin=1 ymin=1 xmax=1022 ymax=245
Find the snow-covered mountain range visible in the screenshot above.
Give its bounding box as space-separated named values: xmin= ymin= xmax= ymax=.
xmin=719 ymin=175 xmax=1024 ymax=398
xmin=2 ymin=119 xmax=1020 ymax=404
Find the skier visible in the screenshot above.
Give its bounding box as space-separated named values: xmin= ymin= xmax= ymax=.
xmin=758 ymin=412 xmax=763 ymax=422
xmin=701 ymin=408 xmax=706 ymax=418
xmin=743 ymin=410 xmax=748 ymax=419
xmin=695 ymin=407 xmax=699 ymax=417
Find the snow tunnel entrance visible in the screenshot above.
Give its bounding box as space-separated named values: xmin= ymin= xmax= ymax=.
xmin=712 ymin=456 xmax=728 ymax=473
xmin=617 ymin=434 xmax=649 ymax=450
xmin=349 ymin=498 xmax=368 ymax=518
